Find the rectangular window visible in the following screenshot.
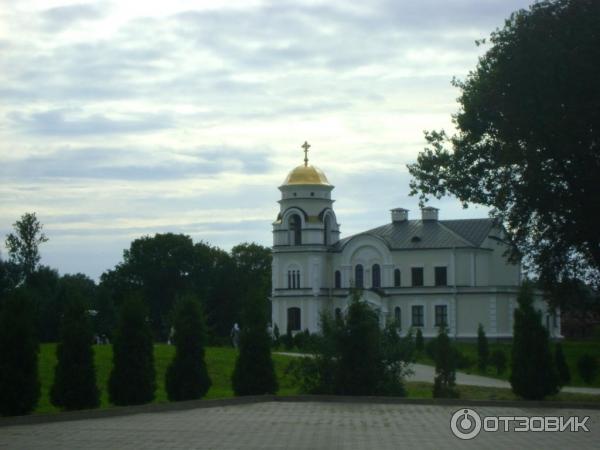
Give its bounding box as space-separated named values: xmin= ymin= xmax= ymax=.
xmin=411 ymin=267 xmax=424 ymax=287
xmin=411 ymin=305 xmax=424 ymax=327
xmin=434 ymin=267 xmax=447 ymax=286
xmin=394 ymin=269 xmax=401 ymax=287
xmin=435 ymin=305 xmax=448 ymax=327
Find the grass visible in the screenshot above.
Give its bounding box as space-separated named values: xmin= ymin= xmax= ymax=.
xmin=35 ymin=344 xmax=299 ymax=414
xmin=33 ymin=341 xmax=600 ymax=415
xmin=405 ymin=381 xmax=600 ymax=403
xmin=415 ymin=340 xmax=600 ymax=388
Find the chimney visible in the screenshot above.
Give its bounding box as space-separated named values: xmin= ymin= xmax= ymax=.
xmin=421 ymin=206 xmax=439 ymax=221
xmin=391 ymin=208 xmax=409 ymax=223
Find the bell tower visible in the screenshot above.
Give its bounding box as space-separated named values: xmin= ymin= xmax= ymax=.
xmin=271 ymin=142 xmax=340 ymax=333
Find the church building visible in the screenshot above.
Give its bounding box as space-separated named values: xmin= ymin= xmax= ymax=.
xmin=271 ymin=144 xmax=560 ymax=340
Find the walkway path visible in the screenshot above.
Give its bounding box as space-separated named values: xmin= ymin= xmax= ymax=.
xmin=275 ymin=352 xmax=600 ymax=396
xmin=1 ymin=400 xmax=597 ymax=449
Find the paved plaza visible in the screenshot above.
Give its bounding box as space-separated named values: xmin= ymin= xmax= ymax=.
xmin=1 ymin=400 xmax=598 ymax=449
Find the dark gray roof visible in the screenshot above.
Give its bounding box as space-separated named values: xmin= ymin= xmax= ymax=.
xmin=334 ymin=218 xmax=495 ymax=251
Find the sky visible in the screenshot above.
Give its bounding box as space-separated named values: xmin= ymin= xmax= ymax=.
xmin=0 ymin=0 xmax=535 ymax=280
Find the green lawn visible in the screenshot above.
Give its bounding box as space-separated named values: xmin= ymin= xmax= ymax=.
xmin=405 ymin=381 xmax=600 ymax=403
xmin=36 ymin=344 xmax=299 ymax=414
xmin=34 ymin=341 xmax=600 ymax=415
xmin=415 ymin=340 xmax=600 ymax=388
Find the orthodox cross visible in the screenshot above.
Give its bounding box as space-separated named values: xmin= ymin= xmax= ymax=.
xmin=302 ymin=141 xmax=310 ymax=166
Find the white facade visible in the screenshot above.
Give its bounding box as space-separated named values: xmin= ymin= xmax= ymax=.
xmin=271 ymin=161 xmax=560 ymax=340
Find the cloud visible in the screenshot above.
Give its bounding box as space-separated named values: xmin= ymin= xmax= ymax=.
xmin=41 ymin=3 xmax=108 ymax=32
xmin=0 ymin=145 xmax=274 ymax=181
xmin=0 ymin=0 xmax=532 ymax=279
xmin=9 ymin=109 xmax=174 ymax=136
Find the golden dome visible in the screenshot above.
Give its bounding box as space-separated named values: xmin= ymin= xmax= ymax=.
xmin=283 ymin=164 xmax=330 ymax=186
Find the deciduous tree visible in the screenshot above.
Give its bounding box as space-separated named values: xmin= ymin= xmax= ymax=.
xmin=408 ymin=0 xmax=600 ymax=297
xmin=5 ymin=212 xmax=48 ymax=281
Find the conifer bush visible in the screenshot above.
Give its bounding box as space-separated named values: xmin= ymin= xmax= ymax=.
xmin=509 ymin=283 xmax=558 ymax=400
xmin=289 ymin=290 xmax=410 ymax=396
xmin=50 ymin=295 xmax=100 ymax=410
xmin=108 ymin=295 xmax=156 ymax=405
xmin=272 ymin=323 xmax=280 ymax=348
xmin=337 ymin=294 xmax=385 ymax=395
xmin=165 ymin=295 xmax=211 ymax=401
xmin=0 ymin=289 xmax=40 ymax=416
xmin=432 ymin=326 xmax=459 ymax=398
xmin=232 ymin=286 xmax=278 ymax=395
xmin=554 ymin=343 xmax=571 ymax=387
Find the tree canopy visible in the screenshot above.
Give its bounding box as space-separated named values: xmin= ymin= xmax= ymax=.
xmin=100 ymin=235 xmax=271 ymax=340
xmin=5 ymin=212 xmax=48 ymax=281
xmin=407 ymin=0 xmax=600 ymax=298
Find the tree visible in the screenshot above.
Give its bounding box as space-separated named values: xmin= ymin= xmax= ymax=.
xmin=0 ymin=256 xmax=20 ymax=302
xmin=50 ymin=295 xmax=100 ymax=410
xmin=5 ymin=212 xmax=48 ymax=281
xmin=555 ymin=343 xmax=571 ymax=387
xmin=510 ymin=283 xmax=559 ymax=399
xmin=108 ymin=233 xmax=196 ymax=340
xmin=232 ymin=285 xmax=278 ymax=396
xmin=165 ymin=295 xmax=211 ymax=401
xmin=289 ymin=290 xmax=409 ymax=396
xmin=477 ymin=324 xmax=489 ymax=372
xmin=337 ymin=290 xmax=386 ymax=395
xmin=108 ymin=295 xmax=156 ymax=405
xmin=432 ymin=326 xmax=459 ymax=398
xmin=0 ymin=289 xmax=40 ymax=415
xmin=272 ymin=323 xmax=280 ymax=348
xmin=407 ymin=0 xmax=600 ymax=296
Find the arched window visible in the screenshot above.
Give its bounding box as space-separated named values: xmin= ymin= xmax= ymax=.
xmin=394 ymin=306 xmax=401 ymax=327
xmin=287 ymin=307 xmax=301 ymax=331
xmin=372 ymin=264 xmax=381 ymax=288
xmin=355 ymin=264 xmax=364 ymax=288
xmin=394 ymin=269 xmax=401 ymax=287
xmin=324 ymin=215 xmax=331 ymax=245
xmin=287 ymin=269 xmax=301 ymax=289
xmin=289 ymin=214 xmax=302 ymax=245
xmin=334 ymin=270 xmax=341 ymax=288
xmin=335 ymin=308 xmax=342 ymax=321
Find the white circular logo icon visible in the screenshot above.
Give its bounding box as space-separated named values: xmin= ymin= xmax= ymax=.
xmin=450 ymin=408 xmax=482 ymax=440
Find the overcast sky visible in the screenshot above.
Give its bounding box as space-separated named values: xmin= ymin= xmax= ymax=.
xmin=0 ymin=0 xmax=534 ymax=280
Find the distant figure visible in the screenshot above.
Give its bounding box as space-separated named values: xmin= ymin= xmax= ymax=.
xmin=94 ymin=334 xmax=101 ymax=345
xmin=168 ymin=326 xmax=175 ymax=345
xmin=231 ymin=323 xmax=240 ymax=349
xmin=267 ymin=324 xmax=273 ymax=338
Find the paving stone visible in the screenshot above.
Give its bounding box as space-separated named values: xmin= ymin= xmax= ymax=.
xmin=1 ymin=401 xmax=598 ymax=450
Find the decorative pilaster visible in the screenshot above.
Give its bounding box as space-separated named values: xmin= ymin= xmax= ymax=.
xmin=489 ymin=295 xmax=497 ymax=335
